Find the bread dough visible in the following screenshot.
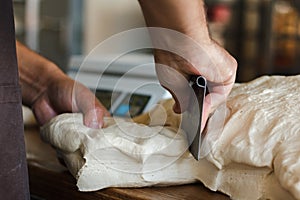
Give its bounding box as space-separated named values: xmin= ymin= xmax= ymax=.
xmin=41 ymin=75 xmax=300 ymax=200
xmin=22 ymin=106 xmax=37 ymax=126
xmin=41 ymin=114 xmax=203 ymax=190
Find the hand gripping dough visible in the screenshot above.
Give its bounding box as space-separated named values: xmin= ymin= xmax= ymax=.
xmin=41 ymin=75 xmax=300 ymax=200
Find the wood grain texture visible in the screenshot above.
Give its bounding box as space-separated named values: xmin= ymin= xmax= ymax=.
xmin=25 ymin=127 xmax=230 ymax=200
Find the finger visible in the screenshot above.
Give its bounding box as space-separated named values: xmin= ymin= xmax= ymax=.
xmin=31 ymin=97 xmax=58 ymax=125
xmin=163 ymin=86 xmax=190 ymax=114
xmin=201 ymin=95 xmax=212 ymax=132
xmin=83 ymin=106 xmax=109 ymax=129
xmin=155 ymin=64 xmax=191 ymax=113
xmin=73 ymin=83 xmax=110 ymax=128
xmin=78 ymin=95 xmax=110 ymax=128
xmin=201 ymin=90 xmax=229 ymax=133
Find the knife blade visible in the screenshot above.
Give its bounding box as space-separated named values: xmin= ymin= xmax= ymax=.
xmin=181 ymin=75 xmax=207 ymax=160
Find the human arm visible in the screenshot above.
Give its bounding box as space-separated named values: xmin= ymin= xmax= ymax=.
xmin=16 ymin=41 xmax=110 ymax=128
xmin=138 ymin=0 xmax=237 ymax=130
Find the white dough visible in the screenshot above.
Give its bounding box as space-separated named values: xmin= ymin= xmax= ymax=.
xmin=41 ymin=75 xmax=300 ymax=200
xmin=41 ymin=115 xmax=201 ymax=191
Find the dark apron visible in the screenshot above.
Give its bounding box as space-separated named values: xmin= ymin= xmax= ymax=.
xmin=0 ymin=0 xmax=30 ymax=199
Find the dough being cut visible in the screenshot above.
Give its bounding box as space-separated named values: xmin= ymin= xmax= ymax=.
xmin=41 ymin=75 xmax=300 ymax=200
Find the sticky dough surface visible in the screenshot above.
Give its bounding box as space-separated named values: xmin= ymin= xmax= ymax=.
xmin=41 ymin=75 xmax=300 ymax=200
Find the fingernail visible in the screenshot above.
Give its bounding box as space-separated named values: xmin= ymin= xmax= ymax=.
xmin=89 ymin=121 xmax=100 ymax=129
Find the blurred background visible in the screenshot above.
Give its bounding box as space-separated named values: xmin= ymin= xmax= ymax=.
xmin=13 ymin=0 xmax=300 ymax=82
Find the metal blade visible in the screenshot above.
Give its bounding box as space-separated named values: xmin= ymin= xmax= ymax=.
xmin=181 ymin=76 xmax=206 ymax=160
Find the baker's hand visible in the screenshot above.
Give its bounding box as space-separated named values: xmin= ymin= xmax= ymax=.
xmin=16 ymin=41 xmax=110 ymax=128
xmin=138 ymin=0 xmax=237 ymax=131
xmin=31 ymin=73 xmax=110 ymax=128
xmin=154 ymin=39 xmax=237 ymax=130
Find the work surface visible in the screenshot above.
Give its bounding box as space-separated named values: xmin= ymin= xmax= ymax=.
xmin=25 ymin=126 xmax=230 ymax=200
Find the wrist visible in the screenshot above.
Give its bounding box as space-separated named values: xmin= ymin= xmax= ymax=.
xmin=139 ymin=0 xmax=211 ymax=43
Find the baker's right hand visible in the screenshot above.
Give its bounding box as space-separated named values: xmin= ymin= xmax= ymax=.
xmin=138 ymin=0 xmax=237 ymax=131
xmin=154 ymin=39 xmax=237 ymax=131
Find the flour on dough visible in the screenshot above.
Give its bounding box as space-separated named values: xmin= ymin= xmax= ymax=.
xmin=41 ymin=75 xmax=300 ymax=200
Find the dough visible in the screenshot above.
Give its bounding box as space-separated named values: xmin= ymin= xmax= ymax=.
xmin=22 ymin=106 xmax=37 ymax=126
xmin=41 ymin=75 xmax=300 ymax=200
xmin=41 ymin=115 xmax=201 ymax=191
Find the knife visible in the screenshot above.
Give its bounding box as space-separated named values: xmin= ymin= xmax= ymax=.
xmin=181 ymin=75 xmax=207 ymax=160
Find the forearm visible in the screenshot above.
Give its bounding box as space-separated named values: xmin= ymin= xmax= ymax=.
xmin=138 ymin=0 xmax=210 ymax=41
xmin=16 ymin=41 xmax=66 ymax=107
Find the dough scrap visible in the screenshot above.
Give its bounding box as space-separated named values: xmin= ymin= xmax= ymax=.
xmin=41 ymin=75 xmax=300 ymax=200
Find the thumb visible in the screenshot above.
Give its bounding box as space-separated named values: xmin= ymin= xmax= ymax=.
xmin=201 ymin=96 xmax=212 ymax=132
xmin=83 ymin=106 xmax=110 ymax=129
xmin=155 ymin=64 xmax=191 ymax=113
xmin=72 ymin=82 xmax=110 ymax=129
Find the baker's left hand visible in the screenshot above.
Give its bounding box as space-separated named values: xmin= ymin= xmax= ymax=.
xmin=16 ymin=41 xmax=110 ymax=128
xmin=31 ymin=74 xmax=110 ymax=128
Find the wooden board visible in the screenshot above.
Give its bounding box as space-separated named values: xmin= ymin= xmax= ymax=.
xmin=25 ymin=126 xmax=230 ymax=200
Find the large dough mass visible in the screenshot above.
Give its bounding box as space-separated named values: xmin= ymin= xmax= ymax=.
xmin=41 ymin=75 xmax=300 ymax=200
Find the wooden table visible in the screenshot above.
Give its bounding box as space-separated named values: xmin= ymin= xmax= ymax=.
xmin=25 ymin=126 xmax=230 ymax=200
